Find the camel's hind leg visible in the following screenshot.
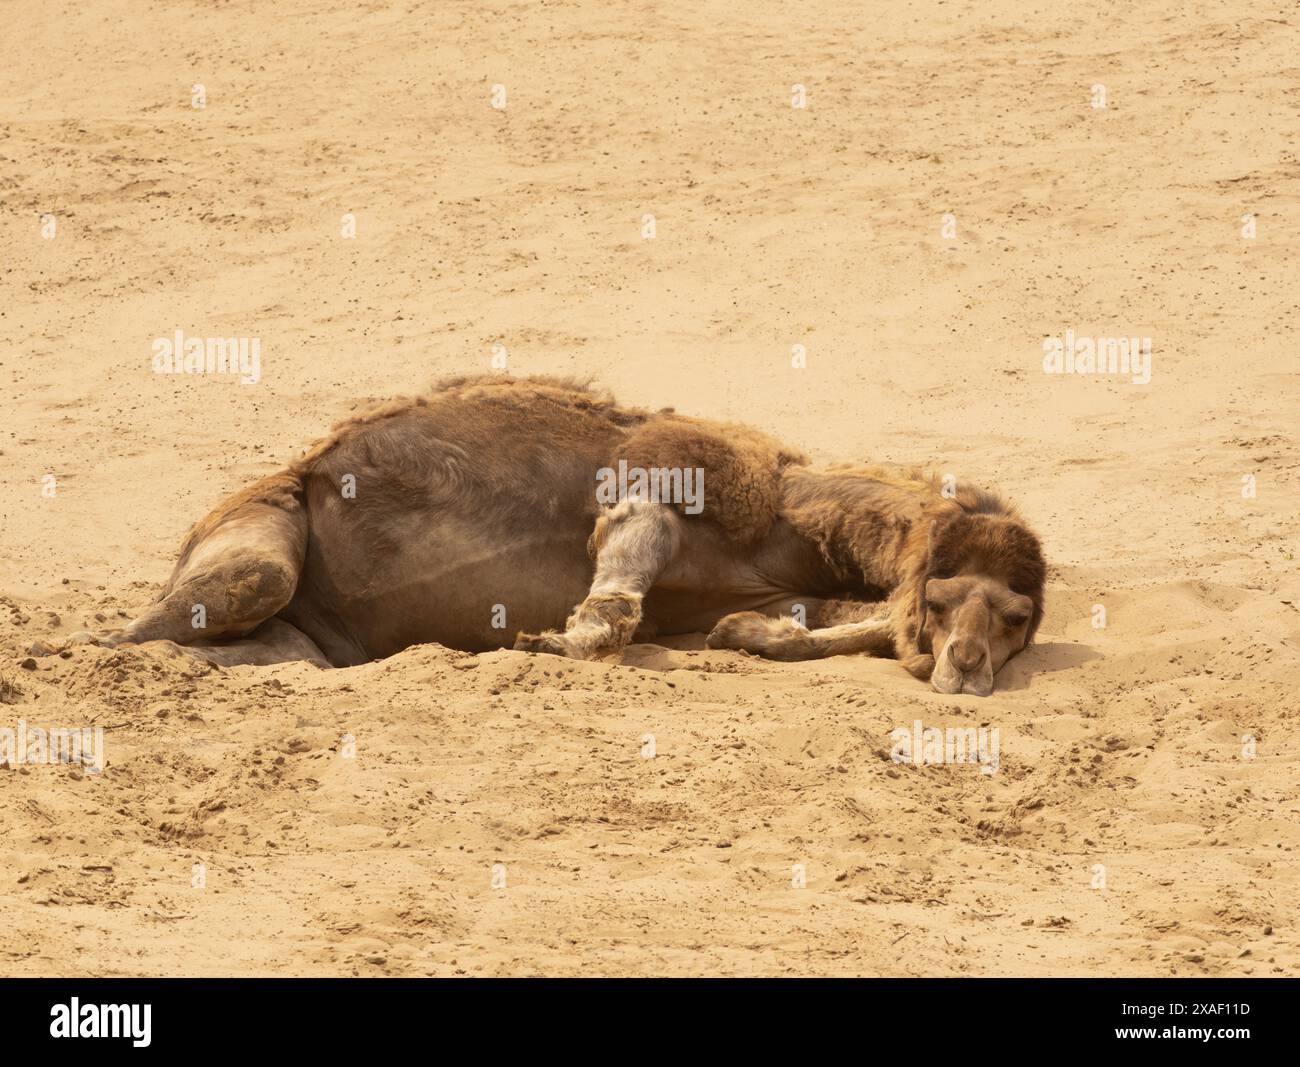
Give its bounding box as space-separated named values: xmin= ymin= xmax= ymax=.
xmin=185 ymin=618 xmax=329 ymax=668
xmin=514 ymin=499 xmax=682 ymax=660
xmin=706 ymin=598 xmax=896 ymax=662
xmin=98 ymin=473 xmax=308 ymax=650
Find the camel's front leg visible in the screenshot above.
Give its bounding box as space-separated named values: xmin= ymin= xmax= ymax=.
xmin=514 ymin=499 xmax=682 ymax=660
xmin=706 ymin=599 xmax=896 ymax=662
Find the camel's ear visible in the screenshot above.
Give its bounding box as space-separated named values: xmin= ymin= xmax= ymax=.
xmin=901 ymin=653 xmax=935 ymax=681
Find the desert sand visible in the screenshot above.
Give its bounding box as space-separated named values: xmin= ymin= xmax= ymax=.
xmin=1 ymin=0 xmax=1297 ymax=976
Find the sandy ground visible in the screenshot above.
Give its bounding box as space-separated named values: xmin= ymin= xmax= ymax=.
xmin=2 ymin=0 xmax=1298 ymax=976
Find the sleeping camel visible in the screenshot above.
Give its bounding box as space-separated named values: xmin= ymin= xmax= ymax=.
xmin=68 ymin=376 xmax=1046 ymax=696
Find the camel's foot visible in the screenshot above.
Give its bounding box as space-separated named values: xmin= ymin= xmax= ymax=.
xmin=706 ymin=611 xmax=815 ymax=661
xmin=29 ymin=630 xmax=125 ymax=657
xmin=705 ymin=611 xmax=764 ymax=650
xmin=67 ymin=629 xmax=125 ymax=647
xmin=33 ymin=619 xmax=327 ymax=668
xmin=512 ymin=630 xmax=573 ymax=657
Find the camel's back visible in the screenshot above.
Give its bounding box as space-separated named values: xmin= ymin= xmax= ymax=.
xmin=292 ymin=375 xmax=807 ymax=544
xmin=291 ymin=376 xmax=645 ymax=526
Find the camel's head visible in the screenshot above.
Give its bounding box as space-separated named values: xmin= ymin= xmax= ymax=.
xmin=911 ymin=513 xmax=1045 ymax=696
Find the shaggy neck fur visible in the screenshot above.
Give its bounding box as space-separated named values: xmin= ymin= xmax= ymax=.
xmin=777 ymin=465 xmax=1045 ymax=671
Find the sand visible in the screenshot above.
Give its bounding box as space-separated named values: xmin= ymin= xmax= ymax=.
xmin=1 ymin=0 xmax=1297 ymax=976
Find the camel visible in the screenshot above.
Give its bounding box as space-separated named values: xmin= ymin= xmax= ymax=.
xmin=69 ymin=375 xmax=1046 ymax=696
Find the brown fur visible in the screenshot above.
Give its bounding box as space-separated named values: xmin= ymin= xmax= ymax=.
xmin=617 ymin=415 xmax=808 ymax=544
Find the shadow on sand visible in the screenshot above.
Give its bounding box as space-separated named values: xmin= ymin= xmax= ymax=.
xmin=994 ymin=640 xmax=1099 ymax=691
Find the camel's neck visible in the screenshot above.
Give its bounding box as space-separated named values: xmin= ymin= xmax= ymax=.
xmin=776 ymin=466 xmax=952 ymax=589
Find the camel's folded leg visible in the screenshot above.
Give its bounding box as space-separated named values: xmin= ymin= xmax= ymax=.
xmin=514 ymin=498 xmax=681 ymax=660
xmin=706 ymin=599 xmax=896 ymax=662
xmin=185 ymin=617 xmax=329 ymax=668
xmin=68 ymin=618 xmax=331 ymax=669
xmin=75 ymin=474 xmax=308 ymax=650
